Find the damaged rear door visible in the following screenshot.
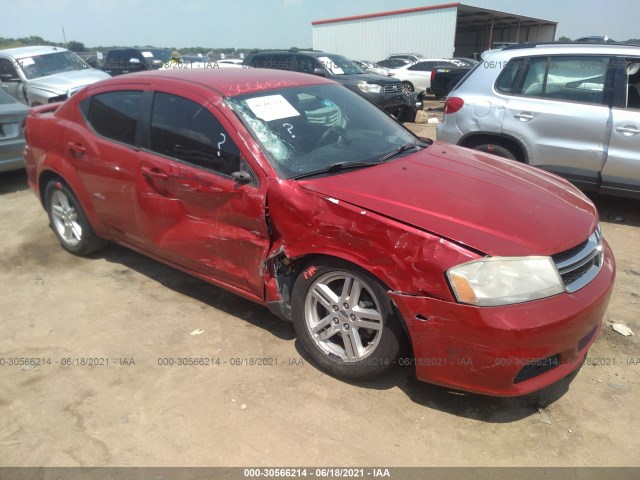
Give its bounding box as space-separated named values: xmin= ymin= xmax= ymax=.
xmin=135 ymin=89 xmax=270 ymax=299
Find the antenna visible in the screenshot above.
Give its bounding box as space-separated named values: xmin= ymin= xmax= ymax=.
xmin=62 ymin=24 xmax=68 ymax=48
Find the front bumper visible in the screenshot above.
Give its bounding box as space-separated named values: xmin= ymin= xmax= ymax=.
xmin=390 ymin=241 xmax=615 ymax=396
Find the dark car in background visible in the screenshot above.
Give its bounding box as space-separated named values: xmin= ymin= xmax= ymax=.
xmin=244 ymin=50 xmax=420 ymax=122
xmin=99 ymin=48 xmax=171 ymax=76
xmin=0 ymin=89 xmax=28 ymax=172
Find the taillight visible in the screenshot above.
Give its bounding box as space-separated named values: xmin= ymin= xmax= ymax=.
xmin=444 ymin=97 xmax=464 ymax=114
xmin=430 ymin=68 xmax=436 ymax=83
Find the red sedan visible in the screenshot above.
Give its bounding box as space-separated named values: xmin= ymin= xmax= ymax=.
xmin=23 ymin=69 xmax=615 ymax=396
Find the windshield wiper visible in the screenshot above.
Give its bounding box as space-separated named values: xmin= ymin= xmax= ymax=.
xmin=377 ymin=142 xmax=426 ymax=163
xmin=293 ymin=161 xmax=378 ymax=180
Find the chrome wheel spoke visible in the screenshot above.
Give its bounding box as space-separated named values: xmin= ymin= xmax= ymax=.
xmin=341 ymin=276 xmax=362 ymax=308
xmin=52 ymin=205 xmax=65 ymax=220
xmin=311 ymin=283 xmax=339 ymax=311
xmin=352 ymin=306 xmax=383 ymax=330
xmin=342 ymin=329 xmax=364 ymax=359
xmin=70 ymin=222 xmax=82 ymax=241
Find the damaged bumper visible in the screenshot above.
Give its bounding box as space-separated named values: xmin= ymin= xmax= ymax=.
xmin=389 ymin=242 xmax=615 ymax=396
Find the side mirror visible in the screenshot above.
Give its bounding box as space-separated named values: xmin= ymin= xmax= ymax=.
xmin=312 ymin=68 xmax=326 ymax=77
xmin=0 ymin=73 xmax=19 ymax=82
xmin=231 ymin=170 xmax=252 ymax=184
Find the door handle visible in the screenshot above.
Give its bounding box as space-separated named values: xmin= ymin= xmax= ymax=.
xmin=514 ymin=112 xmax=533 ymax=121
xmin=67 ymin=142 xmax=85 ymax=158
xmin=616 ymin=125 xmax=640 ymax=135
xmin=141 ymin=166 xmax=169 ymax=180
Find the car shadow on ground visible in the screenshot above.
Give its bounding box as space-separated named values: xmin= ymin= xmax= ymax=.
xmin=293 ymin=339 xmax=581 ymax=423
xmin=96 ymin=243 xmax=295 ymax=341
xmin=94 ymin=242 xmax=578 ymax=422
xmin=0 ymin=169 xmax=29 ymax=195
xmin=589 ymin=193 xmax=640 ymax=228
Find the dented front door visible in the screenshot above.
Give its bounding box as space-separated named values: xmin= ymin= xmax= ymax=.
xmin=134 ymin=90 xmax=270 ymax=299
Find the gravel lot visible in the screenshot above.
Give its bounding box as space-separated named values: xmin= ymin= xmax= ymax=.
xmin=1 ymin=106 xmax=639 ymax=468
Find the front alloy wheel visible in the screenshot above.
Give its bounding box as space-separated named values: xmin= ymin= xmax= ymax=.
xmin=292 ymin=259 xmax=402 ymax=380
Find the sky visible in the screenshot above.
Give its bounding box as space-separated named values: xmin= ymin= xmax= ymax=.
xmin=2 ymin=0 xmax=637 ymax=49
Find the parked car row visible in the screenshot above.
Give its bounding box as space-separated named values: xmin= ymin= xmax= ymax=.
xmin=243 ymin=50 xmax=422 ymax=122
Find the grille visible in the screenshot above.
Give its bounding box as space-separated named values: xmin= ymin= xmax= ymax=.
xmin=384 ymin=82 xmax=403 ymax=94
xmin=552 ymin=226 xmax=603 ymax=293
xmin=514 ymin=354 xmax=560 ymax=383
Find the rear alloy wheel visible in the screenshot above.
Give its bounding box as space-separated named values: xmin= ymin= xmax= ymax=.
xmin=402 ymin=81 xmax=414 ymax=93
xmin=291 ymin=259 xmax=402 ymax=380
xmin=472 ymin=143 xmax=517 ymax=160
xmin=45 ymin=180 xmax=108 ymax=256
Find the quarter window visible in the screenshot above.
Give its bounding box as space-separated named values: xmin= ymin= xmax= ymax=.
xmin=149 ymin=92 xmax=240 ymax=176
xmin=85 ymin=90 xmax=142 ymax=145
xmin=496 ymin=56 xmax=608 ymax=105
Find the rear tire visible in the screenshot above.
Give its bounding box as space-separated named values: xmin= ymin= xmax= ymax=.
xmin=472 ymin=143 xmax=517 ymax=160
xmin=291 ymin=258 xmax=403 ymax=380
xmin=44 ymin=180 xmax=108 ymax=256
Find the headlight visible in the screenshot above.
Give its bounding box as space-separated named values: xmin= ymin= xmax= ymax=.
xmin=357 ymin=81 xmax=382 ymax=94
xmin=447 ymin=256 xmax=564 ymax=306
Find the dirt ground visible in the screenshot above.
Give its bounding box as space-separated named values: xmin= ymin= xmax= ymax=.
xmin=1 ymin=102 xmax=639 ymax=468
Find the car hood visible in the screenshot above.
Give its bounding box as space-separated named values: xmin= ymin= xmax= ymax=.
xmin=27 ymin=69 xmax=111 ymax=95
xmin=297 ymin=142 xmax=598 ymax=257
xmin=339 ymin=73 xmax=399 ymax=85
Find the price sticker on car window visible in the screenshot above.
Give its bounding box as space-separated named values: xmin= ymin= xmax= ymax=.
xmin=319 ymin=56 xmax=344 ymax=75
xmin=19 ymin=57 xmax=35 ymax=67
xmin=246 ymin=94 xmax=300 ymax=121
xmin=141 ymin=51 xmax=154 ymax=58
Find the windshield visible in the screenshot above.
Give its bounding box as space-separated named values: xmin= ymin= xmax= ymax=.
xmin=16 ymin=51 xmax=90 ymax=79
xmin=226 ymin=84 xmax=419 ymax=179
xmin=318 ymin=55 xmax=365 ymax=75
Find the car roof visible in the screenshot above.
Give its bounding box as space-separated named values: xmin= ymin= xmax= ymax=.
xmin=247 ymin=50 xmax=336 ymax=58
xmin=496 ymin=42 xmax=640 ymax=58
xmin=0 ymin=45 xmax=69 ymax=58
xmin=87 ymin=68 xmax=338 ymax=97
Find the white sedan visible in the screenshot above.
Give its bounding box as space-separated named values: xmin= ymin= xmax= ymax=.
xmin=389 ymin=59 xmax=463 ymax=93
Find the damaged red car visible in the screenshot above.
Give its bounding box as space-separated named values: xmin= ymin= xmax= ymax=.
xmin=24 ymin=69 xmax=615 ymax=396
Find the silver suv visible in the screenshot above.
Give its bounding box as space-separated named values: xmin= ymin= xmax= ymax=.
xmin=0 ymin=46 xmax=110 ymax=106
xmin=437 ymin=43 xmax=640 ymax=198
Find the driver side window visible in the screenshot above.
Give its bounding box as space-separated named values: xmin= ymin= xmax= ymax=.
xmin=0 ymin=58 xmax=19 ymax=79
xmin=149 ymin=92 xmax=241 ymax=177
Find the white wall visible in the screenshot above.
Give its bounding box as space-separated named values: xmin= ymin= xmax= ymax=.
xmin=312 ymin=7 xmax=458 ymax=61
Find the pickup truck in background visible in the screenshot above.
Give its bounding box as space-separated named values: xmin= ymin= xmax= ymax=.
xmin=427 ymin=58 xmax=478 ymax=99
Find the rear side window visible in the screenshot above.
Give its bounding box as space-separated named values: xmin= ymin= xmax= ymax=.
xmin=496 ymin=55 xmax=609 ymax=105
xmin=85 ymin=90 xmax=142 ymax=145
xmin=149 ymin=92 xmax=241 ymax=176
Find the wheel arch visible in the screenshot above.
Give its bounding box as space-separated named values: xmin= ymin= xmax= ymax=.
xmin=267 ymin=251 xmax=413 ymax=344
xmin=37 ymin=166 xmax=107 ymax=236
xmin=458 ymin=132 xmax=529 ymax=163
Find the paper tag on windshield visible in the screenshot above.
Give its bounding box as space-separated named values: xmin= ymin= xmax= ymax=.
xmin=141 ymin=51 xmax=154 ymax=58
xmin=19 ymin=57 xmax=35 ymax=67
xmin=319 ymin=56 xmax=344 ymax=75
xmin=246 ymin=95 xmax=300 ymax=122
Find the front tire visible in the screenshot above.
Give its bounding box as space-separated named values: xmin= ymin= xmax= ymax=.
xmin=291 ymin=259 xmax=403 ymax=380
xmin=44 ymin=180 xmax=108 ymax=256
xmin=402 ymin=81 xmax=414 ymax=93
